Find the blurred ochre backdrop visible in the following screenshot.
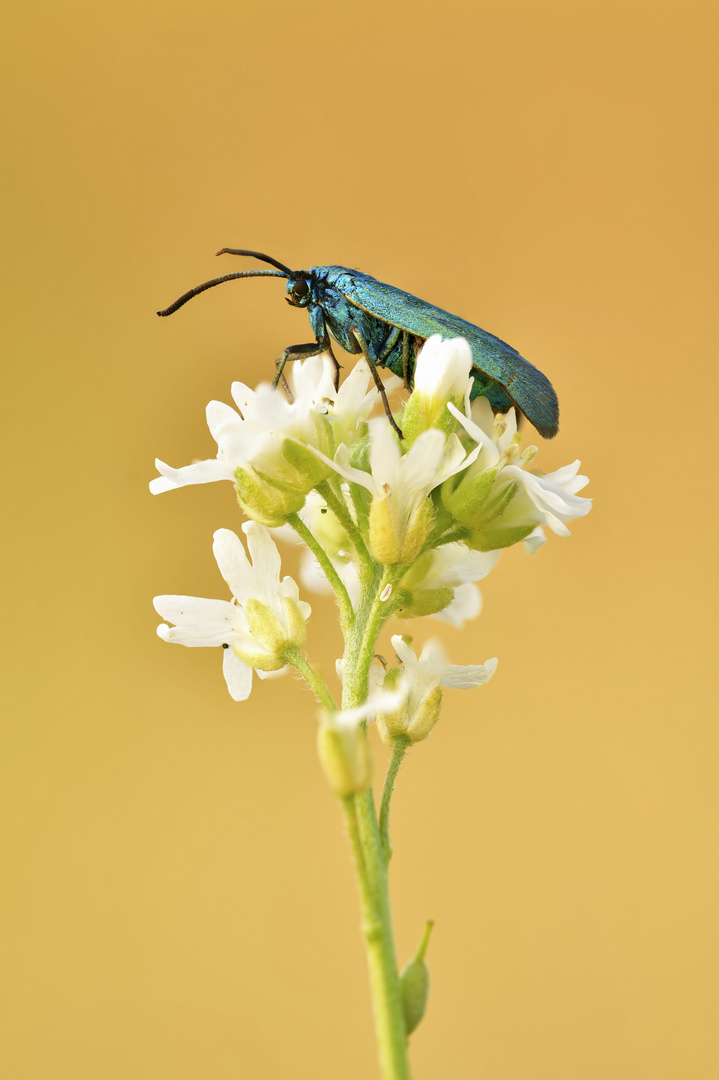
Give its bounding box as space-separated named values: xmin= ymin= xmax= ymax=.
xmin=2 ymin=1 xmax=717 ymax=1077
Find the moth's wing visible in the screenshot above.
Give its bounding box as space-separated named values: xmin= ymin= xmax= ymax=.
xmin=341 ymin=275 xmax=559 ymax=439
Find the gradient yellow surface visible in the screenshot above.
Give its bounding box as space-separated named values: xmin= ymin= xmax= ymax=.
xmin=2 ymin=2 xmax=717 ymax=1077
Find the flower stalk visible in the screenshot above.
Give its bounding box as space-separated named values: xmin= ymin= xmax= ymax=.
xmin=150 ymin=338 xmax=591 ymax=1079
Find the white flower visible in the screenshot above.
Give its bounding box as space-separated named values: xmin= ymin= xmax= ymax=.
xmin=325 ymin=358 xmax=400 ymax=447
xmin=402 ymin=336 xmax=475 ymax=439
xmin=445 ymin=400 xmax=591 ymax=545
xmin=393 ymin=635 xmax=497 ymax=692
xmin=153 ymin=523 xmax=310 ymax=701
xmin=413 ymin=336 xmax=474 ymax=403
xmin=150 ymin=355 xmax=334 ymax=495
xmin=393 ymin=542 xmax=500 ymax=625
xmin=376 ymin=635 xmax=498 ymax=745
xmin=150 ymin=354 xmax=390 ymax=498
xmin=316 ymin=422 xmax=480 ymax=564
xmin=424 ymin=543 xmax=501 ymax=626
xmin=502 ymin=460 xmax=591 ymax=536
xmin=331 ymin=682 xmax=409 ymax=727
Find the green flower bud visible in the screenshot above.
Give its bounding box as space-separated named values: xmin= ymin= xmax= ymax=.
xmin=401 ymin=391 xmax=460 ymax=447
xmin=481 ymin=479 xmax=520 ymax=524
xmin=236 ymin=596 xmax=308 ymax=670
xmin=466 ymin=523 xmax=535 ymax=551
xmin=399 ymin=920 xmax=434 ymax=1036
xmin=441 ymin=467 xmax=498 ymax=527
xmin=375 ymin=667 xmax=408 ymax=746
xmin=317 ymin=718 xmax=372 ymax=797
xmin=348 ymin=432 xmax=371 ymax=472
xmin=406 ymin=686 xmax=442 ymax=743
xmin=235 ymin=466 xmax=305 ymax=527
xmin=244 ymin=599 xmax=289 ymax=654
xmin=232 ymin=640 xmax=286 ymax=672
xmin=394 ymin=587 xmax=455 ymax=620
xmin=369 ymin=496 xmax=435 ymax=566
xmin=282 ymin=437 xmax=331 ymax=489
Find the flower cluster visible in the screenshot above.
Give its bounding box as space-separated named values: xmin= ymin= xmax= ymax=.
xmin=151 ymin=336 xmax=591 ymax=757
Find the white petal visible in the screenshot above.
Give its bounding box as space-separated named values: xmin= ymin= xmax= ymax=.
xmin=469 ymin=394 xmax=496 ymax=437
xmin=441 ymin=657 xmax=498 ymax=688
xmin=447 ymin=402 xmax=501 ymax=466
xmin=153 ymin=595 xmax=237 ymax=646
xmin=242 ymin=521 xmax=282 ymax=589
xmin=205 ymin=399 xmax=242 ymax=440
xmin=222 ymin=647 xmax=254 ymax=701
xmin=150 ymin=457 xmax=234 ymax=493
xmin=523 ymin=526 xmax=547 ymax=554
xmin=334 ymin=682 xmax=408 ymax=727
xmin=429 ymin=543 xmax=500 ymax=587
xmin=367 ymin=420 xmax=404 ymax=490
xmin=390 ymin=635 xmax=418 ymax=669
xmin=396 ymin=428 xmax=447 ymax=492
xmin=313 ymin=443 xmax=376 ymax=493
xmin=212 ymin=529 xmax=253 ymax=602
xmin=256 ymin=665 xmax=289 ymax=681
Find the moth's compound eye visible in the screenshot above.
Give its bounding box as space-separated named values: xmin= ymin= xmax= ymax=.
xmin=291 ymin=278 xmax=311 ymax=306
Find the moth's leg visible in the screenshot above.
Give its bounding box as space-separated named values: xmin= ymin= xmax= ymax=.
xmin=326 ymin=341 xmax=341 ymax=392
xmin=273 ymin=341 xmax=326 ymax=400
xmin=352 ymin=330 xmax=404 ymax=440
xmin=378 ymin=325 xmax=402 ymax=363
xmin=401 ymin=331 xmax=412 ymax=390
xmin=308 ymin=307 xmax=341 ymax=391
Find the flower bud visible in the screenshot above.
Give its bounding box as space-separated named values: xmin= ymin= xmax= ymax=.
xmin=369 ymin=494 xmax=435 ymax=566
xmin=399 ymin=920 xmax=434 ymax=1036
xmin=376 ymin=674 xmax=442 ymax=746
xmin=406 ymin=686 xmax=442 ymax=743
xmin=348 ymin=432 xmax=371 ymax=473
xmin=394 ymin=587 xmax=455 ymax=620
xmin=441 ymin=468 xmax=497 ymax=527
xmin=317 ymin=716 xmax=372 ymax=797
xmin=466 ymin=523 xmax=535 ymax=552
xmin=464 ymin=479 xmax=536 ymax=550
xmin=235 ymin=466 xmax=305 ymax=527
xmin=401 ymin=336 xmax=473 ymax=446
xmin=401 ymin=388 xmax=460 ymax=446
xmin=374 ymin=668 xmax=408 ymax=746
xmin=282 ymin=437 xmax=332 ymax=489
xmin=235 ymin=596 xmax=308 ymax=670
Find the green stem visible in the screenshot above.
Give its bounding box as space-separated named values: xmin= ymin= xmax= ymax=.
xmin=414 ymin=919 xmax=434 ymax=963
xmin=287 ymin=512 xmax=354 ymax=632
xmin=379 ymin=735 xmax=409 ymax=861
xmin=347 ymin=567 xmax=404 ymax=706
xmin=284 ymin=647 xmax=336 ymax=711
xmin=338 ymin=566 xmax=411 ymax=1079
xmin=317 ymin=479 xmax=374 ymax=576
xmin=352 ymin=788 xmax=410 ymax=1079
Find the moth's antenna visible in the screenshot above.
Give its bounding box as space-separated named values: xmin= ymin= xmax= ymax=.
xmin=215 ymin=248 xmax=295 ymax=276
xmin=157 ymin=270 xmax=288 ymax=317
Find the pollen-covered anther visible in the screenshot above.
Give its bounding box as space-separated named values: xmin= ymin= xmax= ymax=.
xmin=497 ymin=443 xmax=520 ymax=468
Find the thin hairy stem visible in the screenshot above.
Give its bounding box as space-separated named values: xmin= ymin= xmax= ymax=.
xmin=284 ymin=647 xmax=336 ymax=712
xmin=316 ymin=479 xmax=374 ymax=576
xmin=379 ymin=735 xmax=410 ymax=861
xmin=286 ymin=512 xmax=354 ymax=632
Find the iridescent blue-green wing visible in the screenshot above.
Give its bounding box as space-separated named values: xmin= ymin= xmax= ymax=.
xmin=340 ymin=274 xmax=559 ymax=439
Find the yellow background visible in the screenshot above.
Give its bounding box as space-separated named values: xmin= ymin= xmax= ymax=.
xmin=2 ymin=1 xmax=717 ymax=1077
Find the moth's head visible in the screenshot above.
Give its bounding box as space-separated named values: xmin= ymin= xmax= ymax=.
xmin=285 ymin=275 xmax=312 ymax=308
